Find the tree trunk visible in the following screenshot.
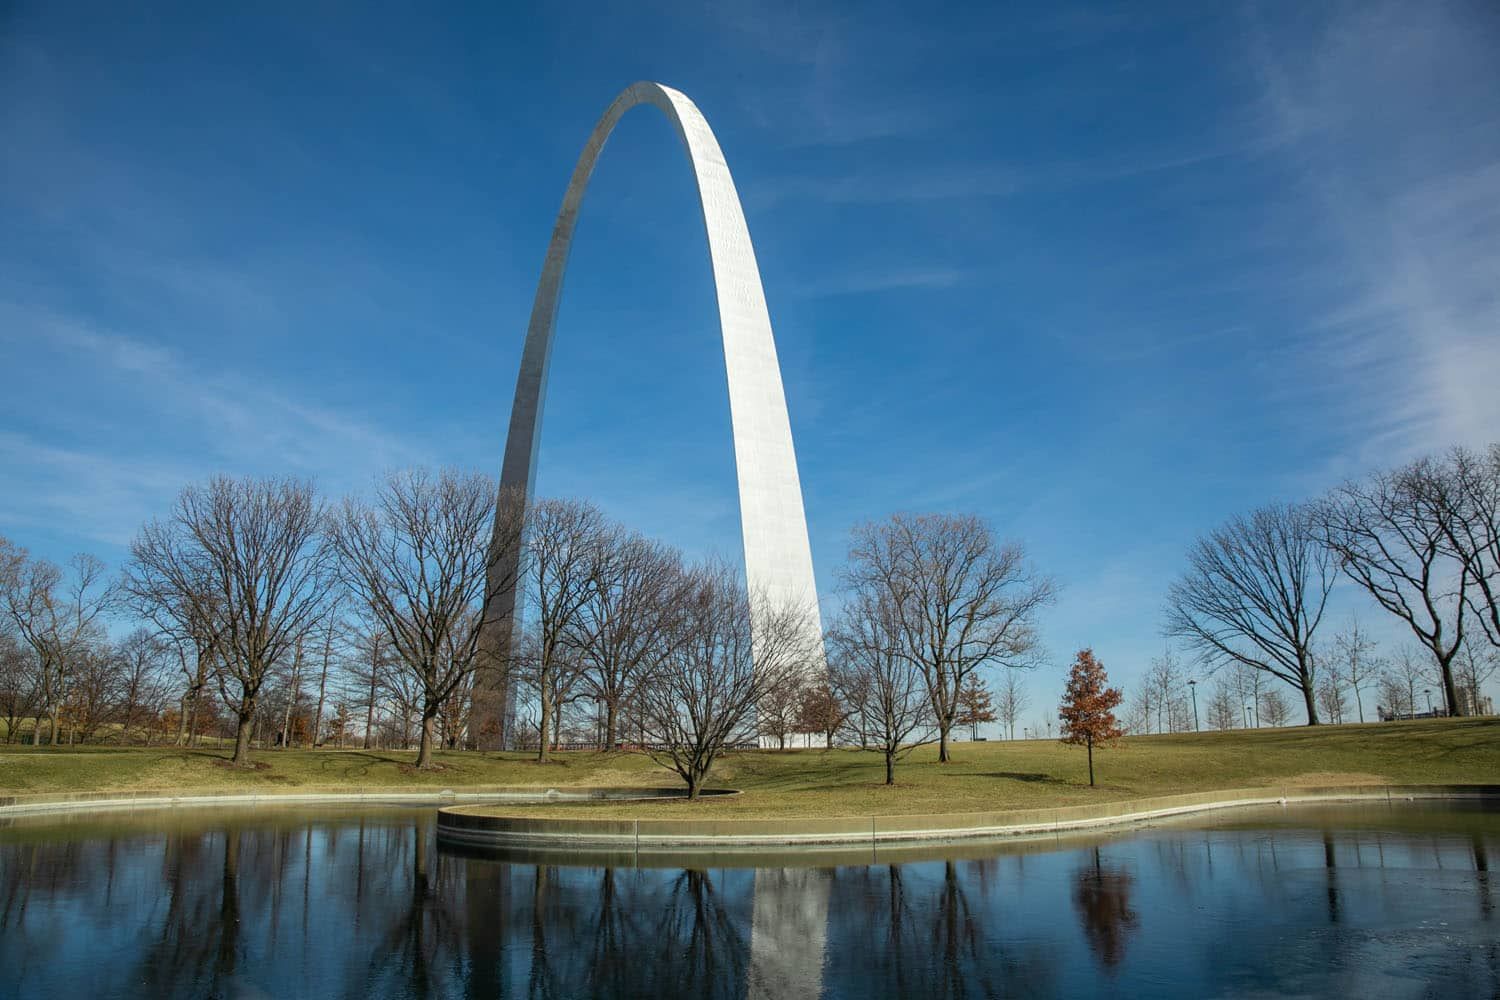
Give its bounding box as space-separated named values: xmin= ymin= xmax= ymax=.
xmin=885 ymin=752 xmax=895 ymax=786
xmin=281 ymin=643 xmax=302 ymax=749
xmin=188 ymin=684 xmax=202 ymax=746
xmin=232 ymin=708 xmax=255 ymax=766
xmin=537 ymin=679 xmax=552 ymax=763
xmin=176 ymin=693 xmax=191 ymax=746
xmin=313 ymin=637 xmax=331 ymax=748
xmin=938 ymin=723 xmax=951 ymax=763
xmin=1301 ymin=680 xmax=1320 ymax=726
xmin=1086 ymin=734 xmax=1095 ymax=787
xmin=1439 ymin=658 xmax=1461 ymax=717
xmin=416 ymin=711 xmax=437 ymax=769
xmin=686 ymin=772 xmax=700 ymax=800
xmin=604 ymin=700 xmax=618 ymax=750
xmin=364 ymin=639 xmax=380 ymax=749
xmin=1353 ymin=684 xmax=1364 ymax=724
xmin=49 ymin=704 xmax=60 ymax=746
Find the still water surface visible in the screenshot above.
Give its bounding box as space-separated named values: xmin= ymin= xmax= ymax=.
xmin=1 ymin=802 xmax=1496 ymax=998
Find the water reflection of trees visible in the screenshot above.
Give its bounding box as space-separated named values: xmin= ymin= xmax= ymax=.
xmin=1072 ymin=847 xmax=1138 ymax=970
xmin=8 ymin=812 xmax=1500 ymax=997
xmin=820 ymin=859 xmax=1054 ymax=998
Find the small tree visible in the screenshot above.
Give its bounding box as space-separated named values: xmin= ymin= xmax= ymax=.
xmin=796 ymin=683 xmax=845 ymax=748
xmin=1315 ymin=670 xmax=1346 ymax=725
xmin=1206 ymin=680 xmax=1238 ymax=730
xmin=996 ymin=670 xmax=1028 ymax=739
xmin=827 ymin=592 xmax=935 ymax=784
xmin=1259 ymin=688 xmax=1290 ymax=727
xmin=636 ymin=563 xmax=810 ymax=798
xmin=1331 ymin=616 xmax=1381 ymax=723
xmin=756 ymin=671 xmax=804 ymax=749
xmin=1058 ymin=649 xmax=1123 ymax=788
xmin=844 ymin=513 xmax=1053 ymax=762
xmin=955 ymin=676 xmax=997 ymax=740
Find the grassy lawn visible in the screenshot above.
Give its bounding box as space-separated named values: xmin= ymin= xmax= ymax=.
xmin=2 ymin=717 xmax=1496 ymax=818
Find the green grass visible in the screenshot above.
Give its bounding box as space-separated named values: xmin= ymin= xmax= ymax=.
xmin=2 ymin=717 xmax=1496 ymax=818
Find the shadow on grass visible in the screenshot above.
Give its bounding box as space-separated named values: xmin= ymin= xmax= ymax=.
xmin=969 ymin=771 xmax=1068 ymax=785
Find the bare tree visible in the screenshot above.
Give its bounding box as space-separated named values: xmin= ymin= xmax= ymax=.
xmin=996 ymin=670 xmax=1028 ymax=740
xmin=1123 ymin=686 xmax=1154 ymax=735
xmin=1330 ymin=616 xmax=1381 ymax=724
xmin=1315 ymin=670 xmax=1346 ymax=725
xmin=1316 ymin=459 xmax=1468 ymax=715
xmin=1440 ymin=444 xmax=1500 ymax=648
xmin=129 ymin=476 xmax=334 ymax=766
xmin=568 ymin=531 xmax=685 ymax=750
xmin=828 ymin=592 xmax=935 ymax=784
xmin=1379 ymin=645 xmax=1432 ymax=718
xmin=2 ymin=544 xmax=113 ymax=746
xmin=1165 ymin=503 xmax=1333 ymax=725
xmin=1206 ymin=680 xmax=1239 ymax=730
xmin=116 ymin=629 xmax=173 ymax=743
xmin=1258 ymin=688 xmax=1290 ymax=727
xmin=520 ymin=498 xmax=610 ymax=763
xmin=844 ymin=513 xmax=1053 ymax=762
xmin=1144 ymin=649 xmax=1185 ymax=734
xmin=636 ymin=562 xmax=812 ymax=797
xmin=308 ymin=608 xmax=342 ymax=747
xmin=330 ymin=469 xmax=523 ymax=769
xmin=0 ymin=629 xmax=36 ymax=744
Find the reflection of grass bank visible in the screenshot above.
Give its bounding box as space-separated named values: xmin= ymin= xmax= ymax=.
xmin=2 ymin=718 xmax=1497 ymax=819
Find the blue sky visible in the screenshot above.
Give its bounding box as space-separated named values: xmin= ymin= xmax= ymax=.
xmin=3 ymin=1 xmax=1498 ymax=721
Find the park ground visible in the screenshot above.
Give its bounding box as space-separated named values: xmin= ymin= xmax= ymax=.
xmin=1 ymin=718 xmax=1496 ymax=819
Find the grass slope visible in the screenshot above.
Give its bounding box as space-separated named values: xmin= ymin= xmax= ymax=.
xmin=1 ymin=718 xmax=1496 ymax=818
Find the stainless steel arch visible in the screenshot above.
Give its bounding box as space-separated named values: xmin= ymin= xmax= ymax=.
xmin=477 ymin=82 xmax=826 ymax=746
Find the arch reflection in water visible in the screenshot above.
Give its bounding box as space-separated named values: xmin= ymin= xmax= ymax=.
xmin=0 ymin=802 xmax=1497 ymax=997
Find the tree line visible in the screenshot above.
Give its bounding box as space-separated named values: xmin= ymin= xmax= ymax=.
xmin=1159 ymin=442 xmax=1500 ymax=726
xmin=1 ymin=473 xmax=1054 ymax=790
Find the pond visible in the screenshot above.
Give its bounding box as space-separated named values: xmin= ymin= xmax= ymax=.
xmin=0 ymin=801 xmax=1495 ymax=998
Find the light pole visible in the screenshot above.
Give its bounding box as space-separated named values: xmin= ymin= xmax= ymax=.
xmin=1244 ymin=703 xmax=1253 ymax=728
xmin=1188 ymin=679 xmax=1200 ymax=732
xmin=1424 ymin=689 xmax=1433 ymax=715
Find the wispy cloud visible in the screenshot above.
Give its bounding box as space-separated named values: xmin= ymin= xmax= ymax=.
xmin=0 ymin=301 xmax=435 ymax=549
xmin=751 ymin=164 xmax=1021 ymax=209
xmin=1246 ymin=0 xmax=1500 ymax=471
xmin=790 ymin=266 xmax=975 ymax=298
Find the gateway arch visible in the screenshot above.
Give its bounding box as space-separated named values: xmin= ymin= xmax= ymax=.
xmin=477 ymin=82 xmax=826 ymax=746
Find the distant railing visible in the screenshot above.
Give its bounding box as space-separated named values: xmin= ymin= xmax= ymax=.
xmin=507 ymin=739 xmax=762 ymax=753
xmin=1377 ymin=707 xmax=1449 ymax=722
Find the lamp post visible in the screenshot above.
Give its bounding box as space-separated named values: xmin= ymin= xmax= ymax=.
xmin=1424 ymin=688 xmax=1433 ymax=715
xmin=1188 ymin=679 xmax=1200 ymax=732
xmin=1244 ymin=703 xmax=1253 ymax=728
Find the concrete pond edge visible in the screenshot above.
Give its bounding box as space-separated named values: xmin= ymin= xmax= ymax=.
xmin=434 ymin=783 xmax=1500 ymax=852
xmin=0 ymin=785 xmax=738 ymax=819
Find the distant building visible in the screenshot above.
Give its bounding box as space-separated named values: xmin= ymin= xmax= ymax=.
xmin=1456 ymin=689 xmax=1494 ymax=717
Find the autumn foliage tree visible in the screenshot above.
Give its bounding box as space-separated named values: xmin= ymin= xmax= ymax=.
xmin=797 ymin=682 xmax=845 ymax=748
xmin=1058 ymin=649 xmax=1124 ymax=788
xmin=955 ymin=676 xmax=997 ymax=739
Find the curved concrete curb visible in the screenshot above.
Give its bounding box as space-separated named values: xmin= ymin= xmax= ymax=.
xmin=0 ymin=786 xmax=736 ymax=819
xmin=435 ymin=784 xmax=1500 ymax=852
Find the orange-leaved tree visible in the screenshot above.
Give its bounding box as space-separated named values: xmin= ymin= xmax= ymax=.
xmin=1058 ymin=648 xmax=1124 ymax=787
